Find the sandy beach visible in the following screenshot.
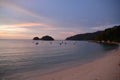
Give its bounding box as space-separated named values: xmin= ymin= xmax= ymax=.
xmin=33 ymin=48 xmax=120 ymax=80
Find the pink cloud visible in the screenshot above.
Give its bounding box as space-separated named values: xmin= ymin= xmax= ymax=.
xmin=0 ymin=22 xmax=57 ymax=30
xmin=3 ymin=23 xmax=47 ymax=27
xmin=60 ymin=31 xmax=77 ymax=35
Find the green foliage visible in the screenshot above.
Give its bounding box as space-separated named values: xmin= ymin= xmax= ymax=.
xmin=95 ymin=25 xmax=120 ymax=42
xmin=66 ymin=25 xmax=120 ymax=42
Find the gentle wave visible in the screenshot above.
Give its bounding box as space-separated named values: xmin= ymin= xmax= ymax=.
xmin=0 ymin=39 xmax=119 ymax=80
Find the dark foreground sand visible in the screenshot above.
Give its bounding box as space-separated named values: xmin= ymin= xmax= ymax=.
xmin=34 ymin=49 xmax=120 ymax=80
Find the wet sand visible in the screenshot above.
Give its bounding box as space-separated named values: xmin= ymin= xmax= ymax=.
xmin=34 ymin=49 xmax=120 ymax=80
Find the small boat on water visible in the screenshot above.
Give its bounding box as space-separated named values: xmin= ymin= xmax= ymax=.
xmin=35 ymin=42 xmax=39 ymax=45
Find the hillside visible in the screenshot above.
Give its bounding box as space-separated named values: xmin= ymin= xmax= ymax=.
xmin=95 ymin=26 xmax=120 ymax=42
xmin=66 ymin=31 xmax=103 ymax=40
xmin=66 ymin=25 xmax=120 ymax=42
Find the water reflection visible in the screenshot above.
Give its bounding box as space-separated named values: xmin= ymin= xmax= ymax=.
xmin=98 ymin=43 xmax=119 ymax=51
xmin=0 ymin=40 xmax=119 ymax=80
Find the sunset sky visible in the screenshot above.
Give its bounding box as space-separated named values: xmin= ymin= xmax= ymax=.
xmin=0 ymin=0 xmax=120 ymax=40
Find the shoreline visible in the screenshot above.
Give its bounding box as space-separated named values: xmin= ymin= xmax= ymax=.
xmin=5 ymin=47 xmax=120 ymax=80
xmin=33 ymin=48 xmax=120 ymax=80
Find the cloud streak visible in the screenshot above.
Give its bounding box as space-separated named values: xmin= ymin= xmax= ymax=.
xmin=0 ymin=22 xmax=57 ymax=32
xmin=0 ymin=0 xmax=60 ymax=39
xmin=0 ymin=0 xmax=53 ymax=23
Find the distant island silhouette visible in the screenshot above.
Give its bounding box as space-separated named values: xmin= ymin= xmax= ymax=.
xmin=33 ymin=25 xmax=120 ymax=42
xmin=66 ymin=25 xmax=120 ymax=42
xmin=33 ymin=35 xmax=54 ymax=41
xmin=33 ymin=37 xmax=40 ymax=40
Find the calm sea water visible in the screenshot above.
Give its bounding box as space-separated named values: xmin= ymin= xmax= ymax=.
xmin=0 ymin=39 xmax=119 ymax=80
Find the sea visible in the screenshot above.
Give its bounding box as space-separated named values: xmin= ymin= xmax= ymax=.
xmin=0 ymin=39 xmax=119 ymax=80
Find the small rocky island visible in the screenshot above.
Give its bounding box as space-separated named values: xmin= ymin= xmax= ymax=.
xmin=33 ymin=35 xmax=54 ymax=41
xmin=33 ymin=37 xmax=40 ymax=40
xmin=41 ymin=35 xmax=54 ymax=40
